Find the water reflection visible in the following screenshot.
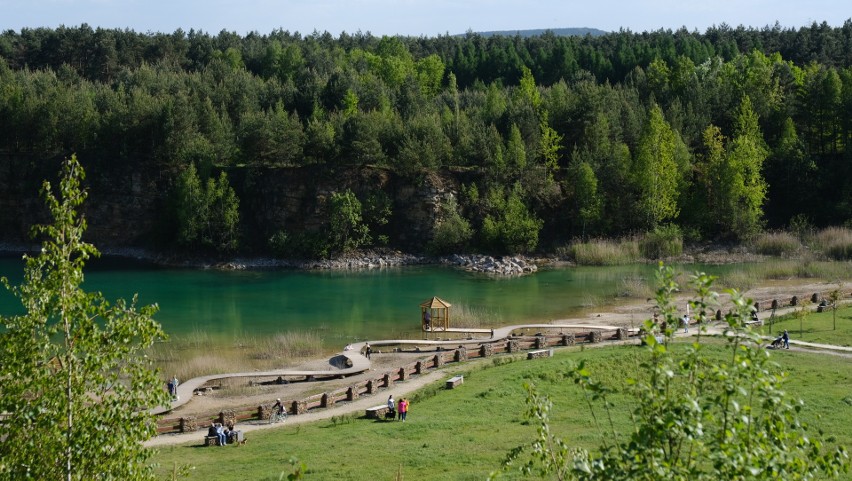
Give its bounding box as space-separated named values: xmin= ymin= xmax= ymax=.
xmin=0 ymin=256 xmax=738 ymax=347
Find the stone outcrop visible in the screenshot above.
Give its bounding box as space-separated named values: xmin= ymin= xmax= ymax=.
xmin=442 ymin=254 xmax=538 ymax=276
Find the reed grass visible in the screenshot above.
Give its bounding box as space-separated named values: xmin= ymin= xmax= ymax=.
xmin=148 ymin=330 xmax=326 ymax=383
xmin=616 ymin=276 xmax=654 ymax=299
xmin=752 ymin=231 xmax=802 ymax=256
xmin=450 ymin=304 xmax=503 ymax=328
xmin=813 ymin=227 xmax=852 ymax=260
xmin=567 ymin=238 xmax=641 ymax=266
xmin=254 ymin=331 xmax=325 ymax=361
xmin=794 ymin=260 xmax=852 ymax=280
xmin=580 ymin=293 xmax=604 ymax=308
xmin=715 ymin=269 xmax=758 ymax=292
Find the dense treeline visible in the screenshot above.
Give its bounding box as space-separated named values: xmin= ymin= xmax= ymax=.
xmin=1 ymin=21 xmax=851 ymax=256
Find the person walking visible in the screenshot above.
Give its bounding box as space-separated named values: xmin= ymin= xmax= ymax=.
xmin=782 ymin=330 xmax=789 ymax=349
xmin=399 ymin=398 xmax=409 ymax=422
xmin=681 ymin=314 xmax=689 ymax=333
xmin=387 ymin=394 xmax=395 ymax=418
xmin=397 ymin=398 xmax=404 ymax=421
xmin=171 ymin=374 xmax=179 ymax=400
xmin=365 ymin=342 xmax=372 ymax=359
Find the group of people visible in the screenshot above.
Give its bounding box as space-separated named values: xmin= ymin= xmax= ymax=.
xmin=387 ymin=395 xmax=410 ymax=422
xmin=207 ymin=423 xmax=232 ymax=446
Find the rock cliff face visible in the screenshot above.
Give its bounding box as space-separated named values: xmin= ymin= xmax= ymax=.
xmin=0 ymin=154 xmax=165 ymax=248
xmin=235 ymin=165 xmax=461 ymax=251
xmin=0 ymin=154 xmax=462 ymax=255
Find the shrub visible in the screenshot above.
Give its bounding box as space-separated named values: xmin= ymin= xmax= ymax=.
xmin=639 ymin=224 xmax=683 ymax=259
xmin=427 ymin=197 xmax=473 ymax=255
xmin=269 ymin=230 xmax=329 ymax=259
xmin=752 ymin=231 xmax=802 ymax=256
xmin=480 ymin=184 xmax=543 ymax=254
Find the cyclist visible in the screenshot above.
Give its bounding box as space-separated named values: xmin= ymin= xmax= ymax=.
xmin=270 ymin=398 xmax=287 ymax=422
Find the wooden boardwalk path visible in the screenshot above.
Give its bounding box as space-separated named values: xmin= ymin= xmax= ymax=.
xmin=153 ymin=322 xmax=628 ymax=415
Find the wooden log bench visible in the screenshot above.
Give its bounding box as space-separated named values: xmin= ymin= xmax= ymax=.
xmin=365 ymin=405 xmax=389 ymax=419
xmin=527 ymin=349 xmax=553 ymax=360
xmin=446 ymin=375 xmax=464 ymax=389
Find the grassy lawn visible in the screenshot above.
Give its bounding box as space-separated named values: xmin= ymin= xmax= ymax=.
xmin=758 ymin=304 xmax=852 ymax=346
xmin=151 ymin=341 xmax=852 ymax=481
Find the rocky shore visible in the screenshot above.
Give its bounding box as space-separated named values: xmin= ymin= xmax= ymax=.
xmin=441 ymin=254 xmax=538 ymax=276
xmin=224 ymin=252 xmax=539 ymax=276
xmin=2 ymin=242 xmax=780 ymax=277
xmin=2 ymin=243 xmax=541 ymax=276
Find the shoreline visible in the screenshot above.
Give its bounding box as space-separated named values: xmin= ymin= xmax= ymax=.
xmin=146 ymin=285 xmax=852 ymax=448
xmin=150 ymin=277 xmax=849 ymax=436
xmin=1 ymin=240 xmax=780 ymax=277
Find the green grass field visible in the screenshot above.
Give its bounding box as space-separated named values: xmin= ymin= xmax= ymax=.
xmin=151 ymin=337 xmax=852 ymax=481
xmin=759 ymin=304 xmax=852 ymax=346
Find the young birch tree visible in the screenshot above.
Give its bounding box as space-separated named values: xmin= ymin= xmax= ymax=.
xmin=0 ymin=155 xmax=169 ymax=481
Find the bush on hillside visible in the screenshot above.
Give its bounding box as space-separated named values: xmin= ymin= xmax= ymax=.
xmin=639 ymin=224 xmax=683 ymax=259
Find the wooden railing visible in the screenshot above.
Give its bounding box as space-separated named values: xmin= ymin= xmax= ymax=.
xmin=155 ymin=327 xmax=632 ymax=434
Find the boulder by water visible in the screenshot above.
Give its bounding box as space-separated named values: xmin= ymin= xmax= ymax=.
xmin=442 ymin=254 xmax=537 ymax=276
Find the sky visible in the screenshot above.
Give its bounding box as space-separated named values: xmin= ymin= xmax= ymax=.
xmin=0 ymin=0 xmax=848 ymax=37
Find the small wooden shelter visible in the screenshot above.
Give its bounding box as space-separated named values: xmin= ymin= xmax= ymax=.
xmin=420 ymin=296 xmax=451 ymax=332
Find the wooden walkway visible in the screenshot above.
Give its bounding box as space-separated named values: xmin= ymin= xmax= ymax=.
xmin=152 ymin=352 xmax=370 ymax=415
xmin=153 ymin=322 xmax=628 ymax=415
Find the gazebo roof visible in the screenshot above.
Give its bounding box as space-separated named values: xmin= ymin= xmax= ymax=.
xmin=420 ymin=296 xmax=451 ymax=308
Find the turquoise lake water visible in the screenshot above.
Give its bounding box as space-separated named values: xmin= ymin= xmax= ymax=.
xmin=0 ymin=255 xmax=737 ymax=347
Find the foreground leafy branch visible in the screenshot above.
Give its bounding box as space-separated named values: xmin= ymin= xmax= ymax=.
xmin=492 ymin=263 xmax=848 ymax=481
xmin=0 ymin=155 xmax=169 ymax=480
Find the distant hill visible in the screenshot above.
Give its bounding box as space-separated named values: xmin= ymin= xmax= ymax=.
xmin=470 ymin=27 xmax=608 ymax=37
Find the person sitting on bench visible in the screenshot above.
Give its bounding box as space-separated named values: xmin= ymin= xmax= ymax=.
xmin=215 ymin=423 xmax=227 ymax=446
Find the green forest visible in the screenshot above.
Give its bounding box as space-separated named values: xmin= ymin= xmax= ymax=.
xmin=1 ymin=21 xmax=851 ymax=257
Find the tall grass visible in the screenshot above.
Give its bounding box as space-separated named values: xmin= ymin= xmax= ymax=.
xmin=563 ymin=229 xmax=682 ymax=265
xmin=813 ymin=227 xmax=852 ymax=260
xmin=566 ymin=238 xmax=641 ymax=265
xmin=148 ymin=330 xmax=325 ymax=382
xmin=752 ymin=231 xmax=802 ymax=256
xmin=253 ymin=331 xmax=325 ymax=361
xmin=616 ymin=276 xmax=654 ymax=299
xmin=451 ymin=304 xmax=503 ymax=328
xmin=715 ymin=269 xmax=758 ymax=292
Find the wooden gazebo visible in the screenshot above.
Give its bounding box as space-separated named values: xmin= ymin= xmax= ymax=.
xmin=420 ymin=296 xmax=451 ymax=332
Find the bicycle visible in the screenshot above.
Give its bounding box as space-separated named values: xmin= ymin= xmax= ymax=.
xmin=268 ymin=407 xmax=287 ymax=424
